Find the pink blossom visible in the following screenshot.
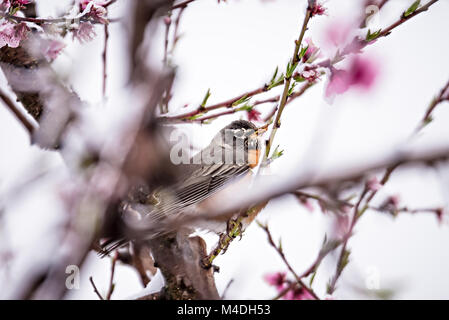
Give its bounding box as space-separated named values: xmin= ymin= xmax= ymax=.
xmin=325 ymin=22 xmax=353 ymax=48
xmin=247 ymin=108 xmax=262 ymax=122
xmin=325 ymin=56 xmax=379 ymax=98
xmin=14 ymin=0 xmax=31 ymax=5
xmin=349 ymin=56 xmax=378 ymax=88
xmin=284 ymin=287 xmax=315 ymax=300
xmin=301 ymin=68 xmax=320 ymax=83
xmin=366 ymin=176 xmax=381 ymax=192
xmin=300 ymin=197 xmax=314 ymax=212
xmin=0 ymin=1 xmax=9 ymax=11
xmin=264 ymin=272 xmax=287 ymax=290
xmin=310 ymin=2 xmax=326 ymax=17
xmin=379 ymin=194 xmax=401 ymax=215
xmin=42 ymin=39 xmax=66 ymax=61
xmin=335 ymin=213 xmax=350 ymax=237
xmin=78 ymin=0 xmax=108 ymax=24
xmin=1 ymin=0 xmax=30 ymax=10
xmin=303 ymin=38 xmax=320 ymax=63
xmin=389 ymin=195 xmax=400 ymax=208
xmin=72 ymin=22 xmax=96 ymax=43
xmin=339 ymin=204 xmax=351 ymax=214
xmin=0 ymin=21 xmax=29 ymax=48
xmin=322 ymin=21 xmax=366 ymax=56
xmin=164 ymin=16 xmax=172 ymax=26
xmin=325 ymin=69 xmax=351 ymax=97
xmin=78 ymin=0 xmax=107 ymax=11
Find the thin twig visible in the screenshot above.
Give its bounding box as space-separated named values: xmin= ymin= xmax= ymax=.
xmin=272 ymin=281 xmax=296 ymax=300
xmin=221 ymin=279 xmax=234 ymax=299
xmin=102 ymin=23 xmax=109 ymax=98
xmin=0 ymin=11 xmax=104 ymax=25
xmin=327 ymin=73 xmax=446 ymax=293
xmin=0 ymin=89 xmax=36 ymax=135
xmin=159 ymin=85 xmax=278 ymax=121
xmin=106 ymin=251 xmax=118 ymax=300
xmin=334 ymin=175 xmax=395 ymax=290
xmin=260 ymin=223 xmax=320 ymax=300
xmin=286 ymin=82 xmax=314 ymax=105
xmin=262 ymin=5 xmax=312 ymax=162
xmin=296 ymin=190 xmax=444 ymax=218
xmin=163 ymin=14 xmax=171 ymax=65
xmin=163 ymin=0 xmax=439 ymax=125
xmin=89 ymin=276 xmax=104 ymax=300
xmin=104 ymin=0 xmax=118 ymax=8
xmin=416 ymin=78 xmax=449 ymax=132
xmin=172 ymin=0 xmax=196 ymax=10
xmin=191 ymin=95 xmax=280 ymax=123
xmin=171 ymin=6 xmax=186 ymax=51
xmin=377 ymin=0 xmax=439 ymax=39
xmin=318 ymin=0 xmax=440 ymax=69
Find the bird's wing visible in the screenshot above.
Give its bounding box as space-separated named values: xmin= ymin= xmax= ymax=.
xmin=99 ymin=165 xmax=249 ymax=256
xmin=143 ymin=163 xmax=250 ymax=222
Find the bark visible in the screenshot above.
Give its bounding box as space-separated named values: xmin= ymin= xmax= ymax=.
xmin=149 ymin=231 xmax=220 ymax=300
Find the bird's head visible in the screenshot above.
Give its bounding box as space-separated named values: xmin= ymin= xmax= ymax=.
xmin=207 ymin=120 xmax=267 ymax=168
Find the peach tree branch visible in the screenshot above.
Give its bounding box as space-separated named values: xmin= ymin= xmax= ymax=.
xmin=327 ymin=74 xmax=449 ymax=294
xmin=259 ymin=222 xmax=320 ymax=300
xmin=262 ymin=3 xmax=312 ymax=164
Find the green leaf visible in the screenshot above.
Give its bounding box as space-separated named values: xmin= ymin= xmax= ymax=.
xmin=237 ymin=104 xmax=253 ymax=112
xmin=270 ymin=145 xmax=284 ymax=161
xmin=305 ymin=49 xmax=321 ymax=64
xmin=232 ymin=95 xmax=250 ymax=107
xmin=288 ymin=81 xmax=297 ymax=96
xmin=366 ymin=29 xmax=382 ymax=42
xmin=268 ymin=66 xmax=285 ymax=89
xmin=9 ymin=6 xmax=20 ymax=15
xmin=270 ymin=67 xmax=279 ymax=84
xmin=403 ymin=0 xmax=421 ymax=18
xmin=372 ymin=289 xmax=395 ymax=300
xmin=319 ymin=238 xmax=341 ymax=259
xmin=338 ymin=249 xmax=351 ymax=274
xmin=256 ymin=220 xmax=266 ymax=229
xmin=294 ymin=74 xmax=306 ymax=82
xmin=188 ymin=113 xmax=204 ymax=120
xmin=332 ymin=50 xmax=345 ymax=65
xmin=200 ymin=88 xmax=211 ymax=108
xmin=309 ymin=271 xmax=317 ymax=286
xmin=423 ymin=115 xmax=434 ymax=126
xmin=267 ymin=73 xmax=285 ymax=90
xmin=286 ymin=60 xmax=299 ymax=78
xmin=326 ymin=280 xmax=333 ymax=294
xmin=299 ymin=45 xmax=309 ymax=60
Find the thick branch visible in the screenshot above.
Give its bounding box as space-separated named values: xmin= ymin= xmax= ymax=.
xmin=148 ymin=232 xmax=220 ymax=299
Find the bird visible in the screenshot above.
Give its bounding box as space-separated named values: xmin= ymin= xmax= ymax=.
xmin=100 ymin=120 xmax=267 ymax=256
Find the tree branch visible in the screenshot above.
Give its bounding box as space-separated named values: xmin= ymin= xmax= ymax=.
xmin=0 ymin=88 xmax=36 ymax=135
xmin=259 ymin=223 xmax=319 ymax=300
xmin=262 ymin=6 xmax=312 ymax=162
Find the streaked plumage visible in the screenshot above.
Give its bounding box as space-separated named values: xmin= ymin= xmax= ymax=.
xmin=100 ymin=120 xmax=261 ymax=255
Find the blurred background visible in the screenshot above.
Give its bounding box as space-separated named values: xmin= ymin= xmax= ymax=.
xmin=1 ymin=0 xmax=449 ymax=299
